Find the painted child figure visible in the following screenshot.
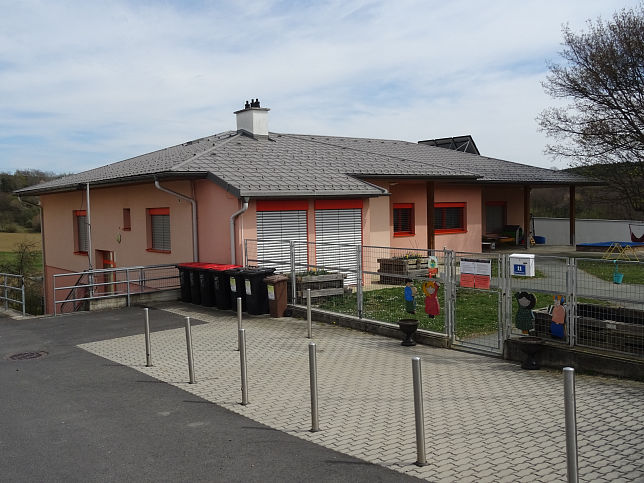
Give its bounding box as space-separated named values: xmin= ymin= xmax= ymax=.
xmin=515 ymin=291 xmax=536 ymax=334
xmin=550 ymin=295 xmax=565 ymax=339
xmin=404 ymin=278 xmax=417 ymax=314
xmin=423 ymin=281 xmax=440 ymax=318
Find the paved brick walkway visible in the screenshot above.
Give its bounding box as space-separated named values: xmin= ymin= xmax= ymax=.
xmin=79 ymin=304 xmax=644 ymax=482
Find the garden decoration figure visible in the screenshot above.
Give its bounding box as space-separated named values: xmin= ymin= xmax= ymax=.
xmin=550 ymin=295 xmax=565 ymax=339
xmin=515 ymin=291 xmax=536 ymax=334
xmin=427 ymin=256 xmax=439 ymax=278
xmin=404 ymin=278 xmax=417 ymax=314
xmin=422 ymin=281 xmax=440 ymax=318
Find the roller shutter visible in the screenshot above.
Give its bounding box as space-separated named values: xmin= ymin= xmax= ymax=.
xmin=256 ymin=210 xmax=308 ymax=272
xmin=314 ymin=208 xmax=362 ymax=283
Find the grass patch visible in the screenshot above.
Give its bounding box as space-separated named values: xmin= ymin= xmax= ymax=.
xmin=577 ymin=259 xmax=644 ymax=285
xmin=0 ymin=232 xmax=41 ymax=252
xmin=0 ymin=251 xmax=43 ymax=273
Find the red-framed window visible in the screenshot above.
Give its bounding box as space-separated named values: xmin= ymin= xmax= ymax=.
xmin=122 ymin=208 xmax=131 ymax=231
xmin=147 ymin=207 xmax=171 ymax=252
xmin=73 ymin=210 xmax=88 ymax=254
xmin=434 ymin=202 xmax=466 ymax=234
xmin=393 ymin=203 xmax=414 ymax=236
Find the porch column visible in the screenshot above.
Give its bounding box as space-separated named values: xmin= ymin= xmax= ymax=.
xmin=569 ymin=184 xmax=576 ymax=246
xmin=426 ymin=181 xmax=435 ymax=250
xmin=523 ymin=185 xmax=531 ymax=249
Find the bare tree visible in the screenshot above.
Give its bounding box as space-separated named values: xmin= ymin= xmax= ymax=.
xmin=539 ymin=4 xmax=644 ymax=214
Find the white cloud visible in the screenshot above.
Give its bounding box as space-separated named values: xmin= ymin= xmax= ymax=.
xmin=0 ymin=0 xmax=640 ymax=173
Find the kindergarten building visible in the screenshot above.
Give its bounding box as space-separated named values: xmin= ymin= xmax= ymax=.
xmin=17 ymin=101 xmax=597 ymax=313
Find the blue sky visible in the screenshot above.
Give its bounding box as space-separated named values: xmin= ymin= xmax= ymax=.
xmin=0 ymin=0 xmax=639 ymax=174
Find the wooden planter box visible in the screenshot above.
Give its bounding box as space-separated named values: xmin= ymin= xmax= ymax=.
xmin=534 ymin=304 xmax=644 ymax=353
xmin=377 ymin=258 xmax=426 ymax=284
xmin=288 ymin=273 xmax=347 ymax=301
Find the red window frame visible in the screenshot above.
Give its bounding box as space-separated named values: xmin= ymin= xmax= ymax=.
xmin=434 ymin=202 xmax=467 ymax=234
xmin=146 ymin=207 xmax=171 ymax=253
xmin=122 ymin=208 xmax=131 ymax=231
xmin=393 ymin=203 xmax=415 ymax=237
xmin=73 ymin=210 xmax=88 ymax=255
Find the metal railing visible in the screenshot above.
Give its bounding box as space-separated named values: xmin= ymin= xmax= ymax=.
xmin=53 ymin=264 xmax=180 ymax=315
xmin=1 ymin=273 xmax=26 ymax=316
xmin=244 ymin=238 xmax=644 ymax=359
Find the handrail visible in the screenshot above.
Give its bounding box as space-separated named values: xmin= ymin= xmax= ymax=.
xmin=53 ymin=264 xmax=180 ymax=315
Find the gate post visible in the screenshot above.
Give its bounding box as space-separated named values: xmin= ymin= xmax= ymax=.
xmin=445 ymin=250 xmax=456 ymax=340
xmin=290 ymin=241 xmax=297 ymax=303
xmin=568 ymin=258 xmax=577 ymax=347
xmin=356 ymin=245 xmax=363 ymax=319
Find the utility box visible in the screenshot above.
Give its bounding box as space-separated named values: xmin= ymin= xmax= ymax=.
xmin=510 ymin=254 xmax=535 ymax=277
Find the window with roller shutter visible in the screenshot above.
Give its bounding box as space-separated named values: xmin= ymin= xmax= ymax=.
xmin=147 ymin=208 xmax=171 ymax=252
xmin=314 ymin=200 xmax=362 ymax=284
xmin=256 ymin=201 xmax=308 ymax=273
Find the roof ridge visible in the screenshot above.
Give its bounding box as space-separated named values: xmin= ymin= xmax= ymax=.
xmin=284 ymin=133 xmax=480 ymax=179
xmin=171 ymin=131 xmax=240 ymax=171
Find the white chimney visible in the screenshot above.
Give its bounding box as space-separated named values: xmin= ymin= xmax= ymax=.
xmin=234 ymin=99 xmax=270 ymax=137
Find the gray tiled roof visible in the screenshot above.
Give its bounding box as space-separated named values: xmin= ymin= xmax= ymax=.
xmin=17 ymin=130 xmax=597 ymax=197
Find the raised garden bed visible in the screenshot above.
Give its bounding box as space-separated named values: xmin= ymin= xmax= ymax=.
xmin=377 ymin=258 xmax=428 ymax=284
xmin=534 ymin=303 xmax=644 ymax=355
xmin=288 ymin=272 xmax=347 ymax=302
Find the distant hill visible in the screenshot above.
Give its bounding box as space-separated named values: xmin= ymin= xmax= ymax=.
xmin=0 ymin=170 xmax=62 ymax=232
xmin=531 ymin=165 xmax=644 ymax=221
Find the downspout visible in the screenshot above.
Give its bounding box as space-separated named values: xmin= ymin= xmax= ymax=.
xmin=86 ymin=183 xmax=93 ymax=270
xmin=154 ymin=178 xmax=199 ymax=262
xmin=230 ymin=197 xmax=249 ymax=265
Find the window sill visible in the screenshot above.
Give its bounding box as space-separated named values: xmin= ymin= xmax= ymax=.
xmin=74 ymin=251 xmax=88 ymax=256
xmin=394 ymin=233 xmax=415 ymax=237
xmin=146 ymin=248 xmax=171 ymax=254
xmin=122 ymin=228 xmax=131 ymax=232
xmin=435 ymin=229 xmax=467 ymax=235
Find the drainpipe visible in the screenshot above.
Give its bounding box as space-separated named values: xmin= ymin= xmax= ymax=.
xmin=154 ymin=179 xmax=199 ymax=262
xmin=230 ymin=198 xmax=249 ymax=265
xmin=86 ymin=183 xmax=93 ymax=270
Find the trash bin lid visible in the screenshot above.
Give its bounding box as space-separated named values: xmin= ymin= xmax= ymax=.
xmin=264 ymin=274 xmax=289 ymax=283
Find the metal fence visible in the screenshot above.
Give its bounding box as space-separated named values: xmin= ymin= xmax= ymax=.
xmin=53 ymin=264 xmax=180 ymax=315
xmin=1 ymin=273 xmax=26 ymax=316
xmin=245 ymin=239 xmax=644 ymax=359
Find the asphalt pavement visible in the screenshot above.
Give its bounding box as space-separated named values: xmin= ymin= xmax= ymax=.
xmin=0 ymin=308 xmax=418 ymax=482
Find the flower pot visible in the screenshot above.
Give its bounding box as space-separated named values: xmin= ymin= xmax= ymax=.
xmin=398 ymin=318 xmax=419 ymax=346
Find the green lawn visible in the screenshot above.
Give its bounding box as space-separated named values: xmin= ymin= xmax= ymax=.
xmin=0 ymin=251 xmax=43 ymax=274
xmin=577 ymin=259 xmax=644 ymax=285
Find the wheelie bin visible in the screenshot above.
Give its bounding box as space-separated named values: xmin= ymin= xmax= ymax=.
xmin=224 ymin=267 xmax=246 ymax=312
xmin=239 ymin=267 xmax=275 ymax=315
xmin=177 ymin=262 xmax=205 ymax=303
xmin=177 ymin=263 xmax=194 ymax=303
xmin=198 ymin=264 xmax=217 ymax=307
xmin=212 ymin=264 xmax=241 ymax=310
xmin=264 ymin=274 xmax=289 ymax=317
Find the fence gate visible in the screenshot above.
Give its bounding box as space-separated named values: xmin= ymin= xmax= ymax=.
xmin=450 ymin=252 xmax=505 ymax=354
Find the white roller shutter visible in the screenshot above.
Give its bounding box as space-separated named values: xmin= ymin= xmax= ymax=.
xmin=256 ymin=210 xmax=308 ymax=273
xmin=315 ymin=208 xmax=362 ymax=284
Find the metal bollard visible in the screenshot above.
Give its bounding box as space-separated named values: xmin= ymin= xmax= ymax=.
xmin=239 ymin=328 xmax=249 ymax=405
xmin=563 ymin=367 xmax=579 ymax=483
xmin=185 ymin=317 xmax=196 ymax=384
xmin=144 ymin=308 xmax=152 ymax=367
xmin=307 ymin=288 xmax=312 ymax=339
xmin=309 ymin=342 xmax=320 ymax=432
xmin=236 ymin=297 xmax=242 ymax=351
xmin=412 ymin=357 xmax=428 ymax=466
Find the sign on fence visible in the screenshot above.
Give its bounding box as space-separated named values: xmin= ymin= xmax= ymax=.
xmin=460 ymin=258 xmax=491 ymax=289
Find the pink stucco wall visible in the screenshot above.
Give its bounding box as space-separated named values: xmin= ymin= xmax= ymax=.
xmin=41 ymin=181 xmax=195 ymax=313
xmin=481 ymin=185 xmax=526 ymax=229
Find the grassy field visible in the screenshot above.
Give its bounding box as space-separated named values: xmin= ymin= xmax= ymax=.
xmin=577 ymin=259 xmax=644 ymax=285
xmin=0 ymin=232 xmax=42 ymax=251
